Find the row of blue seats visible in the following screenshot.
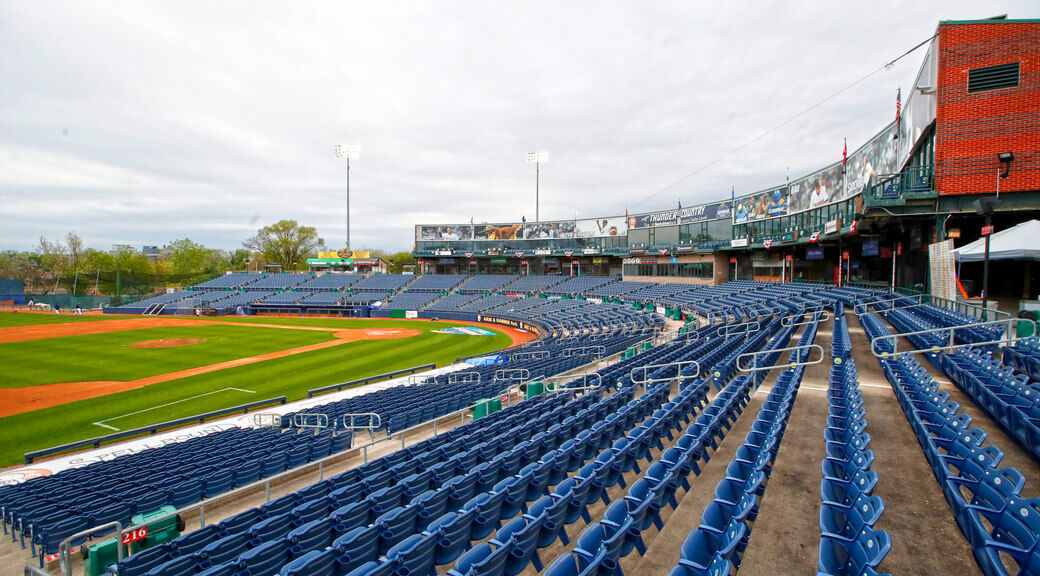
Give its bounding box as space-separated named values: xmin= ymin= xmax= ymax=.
xmin=942 ymin=349 xmax=1040 ymax=464
xmin=545 ymin=324 xmax=800 ymax=576
xmin=1002 ymin=338 xmax=1040 ymax=383
xmin=865 ymin=314 xmax=1039 ymax=576
xmin=233 ymin=373 xmax=666 ymax=576
xmin=667 ymin=322 xmax=808 ymax=575
xmin=819 ymin=307 xmax=890 ymax=576
xmin=443 ymin=378 xmax=707 ymax=576
xmin=4 ymin=428 xmax=351 ymax=564
xmin=110 ymin=388 xmax=599 ymax=576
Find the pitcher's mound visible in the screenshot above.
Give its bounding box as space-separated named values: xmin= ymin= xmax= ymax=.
xmin=131 ymin=338 xmax=207 ymax=348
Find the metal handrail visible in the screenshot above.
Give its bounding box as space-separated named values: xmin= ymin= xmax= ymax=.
xmin=922 ymin=293 xmax=1010 ymax=320
xmin=542 ymin=372 xmax=603 ymax=391
xmin=25 ymin=566 xmax=50 ymax=576
xmin=629 ymin=360 xmax=701 ymax=384
xmin=562 ymin=345 xmax=607 ymax=358
xmin=737 ymin=344 xmax=825 ymax=372
xmin=852 ymin=295 xmax=921 ymax=315
xmin=510 ymin=350 xmax=549 ymax=361
xmin=57 ymin=521 xmax=123 ymax=576
xmin=494 ymin=368 xmax=531 ymax=383
xmin=447 ymin=371 xmax=482 ymax=385
xmin=252 ymin=413 xmax=282 ymax=427
xmin=717 ymin=320 xmax=761 ymax=338
xmin=292 ymin=413 xmax=330 ymax=430
xmin=407 ymin=374 xmax=434 ymax=385
xmin=782 ymin=311 xmax=831 ymax=327
xmin=869 ymin=318 xmax=1036 ymax=358
xmin=341 ymin=413 xmax=382 ymax=430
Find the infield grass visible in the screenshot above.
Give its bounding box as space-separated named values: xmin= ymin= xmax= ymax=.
xmin=0 ymin=319 xmax=512 ymax=466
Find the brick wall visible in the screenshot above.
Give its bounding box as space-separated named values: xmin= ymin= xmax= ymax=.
xmin=935 ymin=21 xmax=1040 ymax=195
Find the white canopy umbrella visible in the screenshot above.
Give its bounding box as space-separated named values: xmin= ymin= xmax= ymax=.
xmin=954 ymin=219 xmax=1040 ymax=262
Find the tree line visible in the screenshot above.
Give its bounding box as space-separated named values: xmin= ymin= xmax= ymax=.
xmin=0 ymin=220 xmax=416 ymax=296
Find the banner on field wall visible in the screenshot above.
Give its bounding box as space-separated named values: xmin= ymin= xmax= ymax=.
xmin=476 ymin=315 xmax=539 ymax=333
xmin=416 ymin=216 xmax=627 ymax=242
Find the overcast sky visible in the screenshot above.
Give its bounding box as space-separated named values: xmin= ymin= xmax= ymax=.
xmin=0 ymin=2 xmax=1029 ymax=252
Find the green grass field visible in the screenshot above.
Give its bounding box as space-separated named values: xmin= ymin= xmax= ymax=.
xmin=1 ymin=325 xmax=336 ymax=387
xmin=0 ymin=312 xmax=134 ymax=327
xmin=0 ymin=315 xmax=514 ymax=466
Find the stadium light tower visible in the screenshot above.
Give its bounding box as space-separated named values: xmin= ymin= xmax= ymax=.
xmin=333 ymin=144 xmax=361 ymax=250
xmin=526 ymin=151 xmax=549 ymax=222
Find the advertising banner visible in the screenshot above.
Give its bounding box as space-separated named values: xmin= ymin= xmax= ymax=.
xmin=418 ymin=216 xmax=627 ymax=242
xmin=628 ymin=201 xmax=732 ymax=229
xmin=862 ymin=239 xmax=879 ymax=257
xmin=733 ymin=121 xmax=901 ymax=224
xmin=318 ymin=250 xmax=371 ymax=259
xmin=806 ymin=247 xmax=824 ymax=260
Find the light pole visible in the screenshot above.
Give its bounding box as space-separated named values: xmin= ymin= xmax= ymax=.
xmin=333 ymin=144 xmax=361 ymax=250
xmin=526 ymin=151 xmax=549 ymax=222
xmin=976 ymin=152 xmax=1015 ymax=320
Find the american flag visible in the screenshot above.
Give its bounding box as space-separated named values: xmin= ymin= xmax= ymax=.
xmin=894 ymin=87 xmax=902 ymax=140
xmin=842 ymin=138 xmax=847 ymax=172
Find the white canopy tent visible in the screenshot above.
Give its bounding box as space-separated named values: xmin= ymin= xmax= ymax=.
xmin=954 ymin=219 xmax=1040 ymax=263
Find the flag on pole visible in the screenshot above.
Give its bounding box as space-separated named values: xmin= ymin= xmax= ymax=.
xmin=677 ymin=197 xmax=682 ymax=210
xmin=894 ymin=87 xmax=901 ymax=140
xmin=842 ymin=138 xmax=847 ymax=173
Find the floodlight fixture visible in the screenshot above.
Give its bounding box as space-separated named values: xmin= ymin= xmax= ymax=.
xmin=526 ymin=151 xmax=549 ymax=163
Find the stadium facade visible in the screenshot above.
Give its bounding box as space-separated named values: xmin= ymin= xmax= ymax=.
xmin=413 ymin=17 xmax=1040 ymax=299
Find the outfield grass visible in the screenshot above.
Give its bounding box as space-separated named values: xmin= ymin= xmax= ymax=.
xmin=0 ymin=320 xmax=512 ymax=466
xmin=0 ymin=311 xmax=134 ymax=327
xmin=0 ymin=325 xmax=336 ymax=387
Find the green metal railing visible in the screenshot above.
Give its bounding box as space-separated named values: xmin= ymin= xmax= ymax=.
xmin=869 ymin=165 xmax=934 ymax=202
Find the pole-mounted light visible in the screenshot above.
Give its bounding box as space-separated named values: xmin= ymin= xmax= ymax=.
xmin=527 ymin=151 xmax=549 ymax=222
xmin=333 ymin=144 xmax=361 ymax=250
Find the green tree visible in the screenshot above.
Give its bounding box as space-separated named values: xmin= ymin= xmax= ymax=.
xmin=228 ymin=249 xmax=252 ymax=270
xmin=243 ymin=220 xmax=324 ymax=270
xmin=168 ymin=238 xmax=211 ymax=279
xmin=387 ymin=251 xmax=416 ymax=274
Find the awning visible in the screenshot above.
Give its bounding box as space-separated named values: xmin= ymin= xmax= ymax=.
xmin=954 ymin=219 xmax=1040 ymax=262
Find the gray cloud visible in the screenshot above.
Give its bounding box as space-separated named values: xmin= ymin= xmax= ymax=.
xmin=0 ymin=1 xmax=1026 ymax=252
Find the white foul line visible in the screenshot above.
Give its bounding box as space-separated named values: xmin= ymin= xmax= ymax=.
xmin=93 ymin=387 xmax=257 ymax=431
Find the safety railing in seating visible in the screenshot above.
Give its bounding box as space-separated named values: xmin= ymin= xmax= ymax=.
xmin=737 ymin=344 xmax=825 ymax=372
xmin=868 ymin=317 xmax=1035 ymax=358
xmin=629 ymin=360 xmax=701 ymax=384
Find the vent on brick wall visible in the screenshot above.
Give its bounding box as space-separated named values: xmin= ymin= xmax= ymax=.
xmin=967 ymin=62 xmax=1020 ymax=93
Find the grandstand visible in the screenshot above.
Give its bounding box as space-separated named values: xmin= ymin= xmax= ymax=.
xmin=10 ymin=278 xmax=1040 ymax=576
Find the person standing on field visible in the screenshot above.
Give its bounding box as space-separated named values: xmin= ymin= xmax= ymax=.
xmin=75 ymin=304 xmax=82 ymax=315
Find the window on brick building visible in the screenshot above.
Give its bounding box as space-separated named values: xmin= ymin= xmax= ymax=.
xmin=967 ymin=62 xmax=1020 ymax=93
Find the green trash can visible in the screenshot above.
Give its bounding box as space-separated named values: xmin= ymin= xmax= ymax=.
xmin=1017 ymin=312 xmax=1037 ymax=338
xmin=129 ymin=505 xmax=182 ymax=553
xmin=472 ymin=397 xmax=503 ymax=419
xmin=83 ymin=505 xmax=182 ymax=576
xmin=522 ymin=381 xmax=545 ymax=400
